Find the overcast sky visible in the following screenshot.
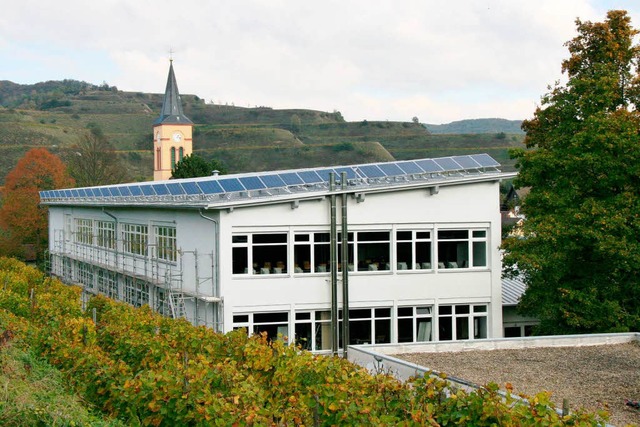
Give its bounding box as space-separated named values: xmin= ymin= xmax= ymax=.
xmin=1 ymin=1 xmax=639 ymax=124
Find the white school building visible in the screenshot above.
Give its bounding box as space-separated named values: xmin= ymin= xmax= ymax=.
xmin=41 ymin=154 xmax=515 ymax=352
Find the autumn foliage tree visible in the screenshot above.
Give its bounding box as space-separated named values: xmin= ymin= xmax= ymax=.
xmin=503 ymin=11 xmax=640 ymax=334
xmin=0 ymin=148 xmax=74 ymax=261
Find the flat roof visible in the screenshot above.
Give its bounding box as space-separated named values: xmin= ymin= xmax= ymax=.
xmin=40 ymin=153 xmax=514 ymax=209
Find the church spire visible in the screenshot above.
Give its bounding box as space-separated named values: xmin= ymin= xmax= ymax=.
xmin=154 ymin=60 xmax=192 ymax=125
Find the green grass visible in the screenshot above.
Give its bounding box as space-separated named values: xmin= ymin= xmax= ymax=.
xmin=0 ymin=343 xmax=124 ymax=427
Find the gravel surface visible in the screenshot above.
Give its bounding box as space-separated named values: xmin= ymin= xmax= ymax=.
xmin=396 ymin=342 xmax=640 ymax=427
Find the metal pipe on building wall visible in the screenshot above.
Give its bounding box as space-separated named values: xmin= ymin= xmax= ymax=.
xmin=341 ymin=172 xmax=349 ymax=358
xmin=329 ymin=174 xmax=339 ymax=356
xmin=199 ymin=210 xmax=221 ymax=333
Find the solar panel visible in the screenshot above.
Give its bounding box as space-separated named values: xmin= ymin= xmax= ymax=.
xmin=108 ymin=187 xmax=121 ymax=197
xmin=415 ymin=159 xmax=443 ymax=173
xmin=129 ymin=186 xmax=142 ymax=196
xmin=315 ymin=168 xmax=338 ymax=182
xmin=279 ymin=172 xmax=304 ymax=186
xmin=333 ymin=167 xmax=358 ymax=180
xmin=260 ymin=174 xmax=287 ymax=188
xmin=69 ymin=189 xmax=78 ymax=198
xmin=64 ymin=190 xmax=73 ymax=198
xmin=298 ymin=171 xmax=322 ymax=184
xmin=452 ymin=155 xmax=482 ymax=169
xmin=181 ymin=182 xmax=202 ymax=195
xmin=140 ymin=186 xmax=155 ymax=196
xmin=166 ymin=183 xmax=186 ymax=195
xmin=152 ymin=184 xmax=170 ymax=196
xmin=357 ymin=165 xmax=386 ymax=178
xmin=434 ymin=157 xmax=462 ymax=171
xmin=219 ymin=178 xmax=244 ymax=192
xmin=99 ymin=188 xmax=111 ymax=197
xmin=378 ymin=163 xmax=405 ymax=176
xmin=396 ymin=161 xmax=423 ymax=174
xmin=198 ymin=180 xmax=224 ymax=194
xmin=471 ymin=153 xmax=500 ymax=168
xmin=239 ymin=176 xmax=266 ymax=190
xmin=119 ymin=186 xmax=132 ymax=196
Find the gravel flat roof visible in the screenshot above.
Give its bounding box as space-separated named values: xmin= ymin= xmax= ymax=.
xmin=396 ymin=342 xmax=640 ymax=427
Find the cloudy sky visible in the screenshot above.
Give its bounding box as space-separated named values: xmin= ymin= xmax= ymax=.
xmin=1 ymin=1 xmax=639 ymax=124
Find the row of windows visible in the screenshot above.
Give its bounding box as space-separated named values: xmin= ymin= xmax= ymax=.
xmin=232 ymin=228 xmax=488 ymax=275
xmin=73 ymin=261 xmax=150 ymax=308
xmin=71 ymin=218 xmax=177 ymax=262
xmin=232 ymin=304 xmax=488 ymax=352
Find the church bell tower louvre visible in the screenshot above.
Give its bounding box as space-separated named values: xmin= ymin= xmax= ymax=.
xmin=153 ymin=60 xmax=193 ymax=181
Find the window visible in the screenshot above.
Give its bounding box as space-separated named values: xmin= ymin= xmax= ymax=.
xmin=396 ymin=231 xmax=432 ymax=270
xmin=397 ymin=306 xmax=433 ymax=342
xmin=294 ymin=311 xmax=332 ymax=351
xmin=122 ymin=223 xmax=148 ymax=256
xmin=76 ymin=262 xmax=94 ymax=290
xmin=155 ymin=226 xmax=177 ymax=262
xmin=74 ymin=218 xmax=93 ymax=245
xmin=123 ymin=277 xmax=149 ymax=307
xmin=156 ymin=147 xmax=161 ymax=170
xmin=97 ymin=268 xmax=118 ymax=299
xmin=356 ymin=232 xmax=390 ymax=271
xmin=294 ymin=232 xmax=330 ymax=273
xmin=438 ymin=304 xmax=488 ymax=341
xmin=96 ymin=221 xmax=116 ymax=250
xmin=233 ymin=312 xmax=289 ymax=342
xmin=232 ymin=233 xmax=288 ymax=275
xmin=437 ymin=229 xmax=487 ymax=269
xmin=340 ymin=308 xmax=391 ymax=345
xmin=170 ymin=147 xmax=176 ymax=170
xmin=179 ymin=147 xmax=184 ymax=162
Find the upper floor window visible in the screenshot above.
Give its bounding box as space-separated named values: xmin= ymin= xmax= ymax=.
xmin=396 ymin=230 xmax=432 ymax=270
xmin=437 ymin=229 xmax=487 ymax=269
xmin=155 ymin=226 xmax=177 ymax=262
xmin=74 ymin=218 xmax=93 ymax=245
xmin=170 ymin=147 xmax=177 ymax=170
xmin=294 ymin=232 xmax=330 ymax=273
xmin=122 ymin=223 xmax=148 ymax=256
xmin=96 ymin=220 xmax=116 ymax=250
xmin=232 ymin=233 xmax=288 ymax=275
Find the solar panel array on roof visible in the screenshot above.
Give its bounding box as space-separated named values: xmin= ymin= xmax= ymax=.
xmin=40 ymin=153 xmax=501 ymax=203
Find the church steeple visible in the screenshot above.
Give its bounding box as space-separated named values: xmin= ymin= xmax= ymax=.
xmin=152 ymin=61 xmax=194 ymax=181
xmin=153 ymin=60 xmax=192 ymax=125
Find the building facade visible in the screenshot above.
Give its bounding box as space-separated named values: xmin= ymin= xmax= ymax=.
xmin=42 ymin=155 xmax=514 ymax=352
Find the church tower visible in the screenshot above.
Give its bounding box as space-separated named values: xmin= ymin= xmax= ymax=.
xmin=153 ymin=61 xmax=193 ymax=181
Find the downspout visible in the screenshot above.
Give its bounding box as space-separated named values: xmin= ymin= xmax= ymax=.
xmin=341 ymin=172 xmax=349 ymax=358
xmin=329 ymin=174 xmax=339 ymax=356
xmin=199 ymin=209 xmax=221 ymax=333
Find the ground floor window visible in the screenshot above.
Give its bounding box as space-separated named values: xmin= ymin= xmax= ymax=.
xmin=397 ymin=306 xmax=433 ymax=342
xmin=504 ymin=324 xmax=535 ymax=338
xmin=294 ymin=311 xmax=332 ymax=351
xmin=97 ymin=268 xmax=118 ymax=299
xmin=341 ymin=307 xmax=392 ymax=345
xmin=123 ymin=277 xmax=150 ymax=307
xmin=232 ymin=312 xmax=289 ymax=341
xmin=438 ymin=304 xmax=488 ymax=341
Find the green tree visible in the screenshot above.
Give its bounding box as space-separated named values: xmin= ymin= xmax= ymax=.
xmin=503 ymin=10 xmax=640 ymax=334
xmin=66 ymin=124 xmax=129 ymax=187
xmin=171 ymin=154 xmax=227 ymax=179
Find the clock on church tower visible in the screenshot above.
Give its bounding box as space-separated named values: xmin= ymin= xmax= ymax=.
xmin=152 ymin=60 xmax=193 ymax=181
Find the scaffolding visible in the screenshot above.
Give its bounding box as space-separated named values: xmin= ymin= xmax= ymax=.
xmin=48 ymin=228 xmax=221 ymax=331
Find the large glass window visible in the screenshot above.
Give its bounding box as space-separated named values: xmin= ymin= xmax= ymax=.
xmin=233 ymin=312 xmax=289 ymax=342
xmin=340 ymin=307 xmax=391 ymax=345
xmin=74 ymin=219 xmax=93 ymax=245
xmin=294 ymin=232 xmax=330 ymax=273
xmin=397 ymin=306 xmax=433 ymax=342
xmin=97 ymin=268 xmax=118 ymax=299
xmin=437 ymin=229 xmax=487 ymax=269
xmin=96 ymin=220 xmax=116 ymax=250
xmin=396 ymin=231 xmax=432 ymax=270
xmin=438 ymin=304 xmax=488 ymax=341
xmin=122 ymin=223 xmax=148 ymax=256
xmin=294 ymin=311 xmax=332 ymax=351
xmin=355 ymin=231 xmax=390 ymax=271
xmin=155 ymin=226 xmax=177 ymax=262
xmin=232 ymin=233 xmax=288 ymax=275
xmin=123 ymin=277 xmax=149 ymax=307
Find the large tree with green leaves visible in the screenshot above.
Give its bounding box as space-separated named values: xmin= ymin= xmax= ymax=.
xmin=503 ymin=10 xmax=640 ymax=334
xmin=171 ymin=154 xmax=227 ymax=179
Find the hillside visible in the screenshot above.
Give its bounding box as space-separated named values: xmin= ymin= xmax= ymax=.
xmin=424 ymin=118 xmax=525 ymax=134
xmin=0 ymin=79 xmax=525 ymax=185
